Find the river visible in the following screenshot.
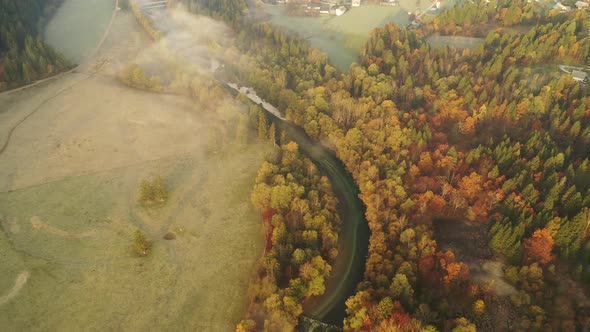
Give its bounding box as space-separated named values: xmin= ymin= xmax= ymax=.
xmin=223 ymin=81 xmax=369 ymax=326
xmin=281 ymin=120 xmax=369 ymax=326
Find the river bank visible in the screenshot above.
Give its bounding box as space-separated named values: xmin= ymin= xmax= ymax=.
xmin=224 ymin=81 xmax=370 ymax=326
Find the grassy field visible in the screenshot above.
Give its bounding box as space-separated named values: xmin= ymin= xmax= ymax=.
xmin=426 ymin=34 xmax=485 ymax=49
xmin=325 ymin=5 xmax=410 ymax=37
xmin=264 ymin=4 xmax=411 ymax=69
xmin=0 ymin=145 xmax=267 ymax=331
xmin=0 ymin=10 xmax=268 ymax=331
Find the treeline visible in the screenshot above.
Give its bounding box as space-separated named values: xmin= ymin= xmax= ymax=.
xmin=119 ymin=64 xmax=165 ymax=92
xmin=0 ymin=0 xmax=72 ymax=91
xmin=225 ymin=22 xmax=338 ymax=122
xmin=420 ymin=0 xmax=580 ymax=37
xmin=174 ymin=0 xmax=247 ymax=24
xmin=118 ymin=61 xmax=206 ymax=95
xmin=225 ymin=6 xmax=590 ymax=331
xmin=130 ymin=0 xmax=163 ymax=40
xmin=238 ymin=140 xmax=341 ymax=331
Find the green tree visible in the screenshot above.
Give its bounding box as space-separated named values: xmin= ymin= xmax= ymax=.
xmin=390 ymin=273 xmax=414 ymax=306
xmin=452 ymin=317 xmax=476 ymax=332
xmin=138 ymin=175 xmax=168 ymax=206
xmin=133 ymin=230 xmax=151 ymax=257
xmin=376 ymin=297 xmax=394 ymax=320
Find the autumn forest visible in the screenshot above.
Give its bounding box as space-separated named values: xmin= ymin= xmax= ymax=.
xmin=227 ymin=0 xmax=590 ymax=330
xmin=2 ymin=0 xmax=589 ymax=331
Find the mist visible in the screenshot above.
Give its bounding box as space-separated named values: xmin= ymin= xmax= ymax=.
xmin=126 ymin=5 xmax=234 ymax=79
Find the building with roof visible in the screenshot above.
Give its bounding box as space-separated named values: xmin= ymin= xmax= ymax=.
xmin=335 ymin=5 xmax=348 ymax=15
xmin=572 ymin=70 xmax=588 ymax=83
xmin=575 ymin=1 xmax=589 ymax=9
xmin=554 ymin=2 xmax=571 ymax=11
xmin=352 ymin=0 xmax=361 ymax=7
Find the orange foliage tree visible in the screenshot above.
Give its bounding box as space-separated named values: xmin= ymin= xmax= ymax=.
xmin=523 ymin=228 xmax=555 ymax=265
xmin=458 ymin=172 xmax=483 ymax=203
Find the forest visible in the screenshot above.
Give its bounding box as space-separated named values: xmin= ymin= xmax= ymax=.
xmin=219 ymin=0 xmax=590 ymax=330
xmin=421 ymin=0 xmax=545 ymax=36
xmin=239 ymin=139 xmax=342 ymax=331
xmin=174 ymin=0 xmax=247 ymax=24
xmin=0 ymin=0 xmax=71 ymax=91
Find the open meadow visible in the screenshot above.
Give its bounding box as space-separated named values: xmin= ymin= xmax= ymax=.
xmin=0 ymin=7 xmax=267 ymax=331
xmin=426 ymin=34 xmax=485 ymax=49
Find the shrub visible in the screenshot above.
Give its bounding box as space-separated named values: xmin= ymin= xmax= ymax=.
xmin=138 ymin=175 xmax=168 ymax=206
xmin=133 ymin=230 xmax=151 ymax=257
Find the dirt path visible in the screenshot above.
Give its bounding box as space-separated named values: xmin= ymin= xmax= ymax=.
xmin=0 ymin=272 xmax=29 ymax=306
xmin=30 ymin=216 xmax=96 ymax=239
xmin=0 ymin=0 xmax=119 ymax=161
xmin=0 ymin=0 xmax=119 ymax=97
xmin=0 ymin=0 xmax=120 ymax=160
xmin=0 ymin=74 xmax=89 ymax=158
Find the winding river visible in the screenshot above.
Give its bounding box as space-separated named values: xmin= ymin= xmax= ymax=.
xmin=224 ymin=82 xmax=369 ymax=326
xmin=280 ymin=118 xmax=369 ymax=326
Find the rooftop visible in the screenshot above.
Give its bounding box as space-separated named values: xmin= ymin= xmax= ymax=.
xmin=572 ymin=69 xmax=588 ymax=81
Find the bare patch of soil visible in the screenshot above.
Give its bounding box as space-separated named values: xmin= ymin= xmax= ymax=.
xmin=433 ymin=217 xmax=492 ymax=262
xmin=0 ymin=272 xmax=29 ymax=306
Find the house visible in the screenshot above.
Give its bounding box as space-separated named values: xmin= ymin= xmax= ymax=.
xmin=352 ymin=0 xmax=361 ymax=7
xmin=335 ymin=5 xmax=348 ymax=15
xmin=553 ymin=2 xmax=571 ymax=11
xmin=572 ymin=70 xmax=588 ymax=83
xmin=575 ymin=1 xmax=589 ymax=9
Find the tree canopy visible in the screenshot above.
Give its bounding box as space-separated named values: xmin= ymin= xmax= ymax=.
xmin=0 ymin=0 xmax=72 ymax=91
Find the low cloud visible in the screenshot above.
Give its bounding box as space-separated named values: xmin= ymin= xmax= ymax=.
xmin=130 ymin=4 xmax=233 ymax=74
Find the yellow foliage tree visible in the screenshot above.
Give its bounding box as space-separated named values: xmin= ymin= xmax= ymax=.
xmin=473 ymin=299 xmax=485 ymax=316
